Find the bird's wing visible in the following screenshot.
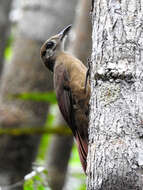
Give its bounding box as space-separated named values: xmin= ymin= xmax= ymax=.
xmin=55 ymin=68 xmax=88 ymax=173
xmin=55 ymin=69 xmax=76 ymax=135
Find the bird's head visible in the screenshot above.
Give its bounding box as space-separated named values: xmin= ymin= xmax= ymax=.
xmin=40 ymin=25 xmax=72 ymax=71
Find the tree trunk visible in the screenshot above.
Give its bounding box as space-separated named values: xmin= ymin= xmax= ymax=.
xmin=0 ymin=0 xmax=12 ymax=74
xmin=46 ymin=106 xmax=73 ymax=190
xmin=70 ymin=0 xmax=92 ymax=64
xmin=87 ymin=0 xmax=143 ymax=189
xmin=0 ymin=1 xmax=55 ymax=188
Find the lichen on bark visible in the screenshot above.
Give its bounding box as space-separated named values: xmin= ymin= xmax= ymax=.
xmin=87 ymin=0 xmax=143 ymax=189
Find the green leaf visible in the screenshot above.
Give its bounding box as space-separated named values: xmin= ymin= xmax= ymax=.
xmin=24 ymin=170 xmax=49 ymax=190
xmin=37 ymin=185 xmax=45 ymax=190
xmin=24 ymin=179 xmax=34 ymax=190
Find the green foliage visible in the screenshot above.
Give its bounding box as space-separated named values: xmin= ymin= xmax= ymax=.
xmin=4 ymin=34 xmax=13 ymax=61
xmin=24 ymin=169 xmax=50 ymax=190
xmin=45 ymin=113 xmax=55 ymax=128
xmin=70 ymin=144 xmax=81 ymax=167
xmin=79 ymin=183 xmax=86 ymax=190
xmin=37 ymin=134 xmax=50 ymax=162
xmin=24 ymin=179 xmax=34 ymax=190
xmin=5 ymin=46 xmax=12 ymax=61
xmin=37 ymin=112 xmax=55 ymax=162
xmin=37 ymin=110 xmax=56 ymax=162
xmin=11 ymin=91 xmax=57 ymax=104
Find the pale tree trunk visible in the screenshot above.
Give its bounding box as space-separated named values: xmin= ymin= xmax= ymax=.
xmin=0 ymin=0 xmax=12 ymax=74
xmin=0 ymin=0 xmax=76 ymax=188
xmin=0 ymin=1 xmax=52 ymax=188
xmin=70 ymin=0 xmax=92 ymax=64
xmin=87 ymin=0 xmax=143 ymax=189
xmin=46 ymin=106 xmax=73 ymax=190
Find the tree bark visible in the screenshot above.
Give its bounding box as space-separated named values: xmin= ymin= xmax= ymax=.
xmin=0 ymin=0 xmax=12 ymax=75
xmin=87 ymin=0 xmax=143 ymax=189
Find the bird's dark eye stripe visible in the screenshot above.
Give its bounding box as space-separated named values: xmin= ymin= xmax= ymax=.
xmin=46 ymin=41 xmax=54 ymax=49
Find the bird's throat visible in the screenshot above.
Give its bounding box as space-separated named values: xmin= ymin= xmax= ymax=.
xmin=44 ymin=57 xmax=55 ymax=72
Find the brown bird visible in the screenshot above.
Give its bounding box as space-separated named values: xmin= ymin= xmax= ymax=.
xmin=40 ymin=25 xmax=90 ymax=173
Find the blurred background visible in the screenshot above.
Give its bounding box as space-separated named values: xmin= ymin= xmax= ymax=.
xmin=0 ymin=0 xmax=91 ymax=189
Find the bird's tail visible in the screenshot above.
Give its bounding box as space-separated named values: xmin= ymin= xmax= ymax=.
xmin=75 ymin=130 xmax=88 ymax=174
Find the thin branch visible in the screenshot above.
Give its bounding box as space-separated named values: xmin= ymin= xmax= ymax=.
xmin=0 ymin=126 xmax=72 ymax=136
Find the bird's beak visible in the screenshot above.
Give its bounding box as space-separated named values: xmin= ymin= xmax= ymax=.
xmin=58 ymin=25 xmax=72 ymax=41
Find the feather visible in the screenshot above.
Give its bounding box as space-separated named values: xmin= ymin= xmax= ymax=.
xmin=54 ymin=64 xmax=89 ymax=173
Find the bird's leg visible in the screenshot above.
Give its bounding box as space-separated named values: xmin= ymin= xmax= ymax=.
xmin=84 ymin=58 xmax=91 ymax=93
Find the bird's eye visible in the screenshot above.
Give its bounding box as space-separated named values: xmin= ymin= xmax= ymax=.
xmin=46 ymin=41 xmax=54 ymax=49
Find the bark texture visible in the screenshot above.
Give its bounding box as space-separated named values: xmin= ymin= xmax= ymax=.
xmin=87 ymin=0 xmax=143 ymax=189
xmin=0 ymin=0 xmax=12 ymax=74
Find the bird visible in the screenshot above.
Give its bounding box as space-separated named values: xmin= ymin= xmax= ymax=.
xmin=40 ymin=25 xmax=90 ymax=173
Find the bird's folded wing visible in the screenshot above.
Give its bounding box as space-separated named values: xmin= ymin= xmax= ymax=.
xmin=56 ymin=71 xmax=88 ymax=172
